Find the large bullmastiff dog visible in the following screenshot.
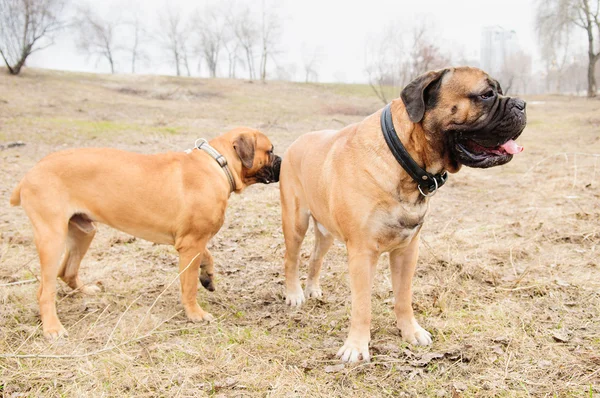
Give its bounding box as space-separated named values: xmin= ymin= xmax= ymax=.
xmin=280 ymin=67 xmax=526 ymax=362
xmin=10 ymin=127 xmax=281 ymax=339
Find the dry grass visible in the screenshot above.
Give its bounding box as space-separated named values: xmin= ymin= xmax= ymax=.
xmin=0 ymin=69 xmax=599 ymax=397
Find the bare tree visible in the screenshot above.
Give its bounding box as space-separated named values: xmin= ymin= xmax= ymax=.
xmin=158 ymin=5 xmax=191 ymax=77
xmin=365 ymin=22 xmax=449 ymax=104
xmin=127 ymin=15 xmax=148 ymax=74
xmin=258 ymin=0 xmax=282 ymax=82
xmin=497 ymin=50 xmax=532 ymax=94
xmin=409 ymin=25 xmax=450 ymax=79
xmin=365 ymin=26 xmax=407 ymax=104
xmin=74 ymin=6 xmax=122 ymax=74
xmin=0 ymin=0 xmax=68 ymax=75
xmin=233 ymin=6 xmax=259 ymax=80
xmin=302 ymin=45 xmax=323 ymax=83
xmin=536 ymin=0 xmax=575 ymax=93
xmin=536 ymin=0 xmax=600 ymax=97
xmin=221 ymin=2 xmax=243 ymax=78
xmin=193 ymin=5 xmax=226 ymax=78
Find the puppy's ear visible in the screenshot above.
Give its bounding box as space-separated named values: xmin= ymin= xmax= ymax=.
xmin=493 ymin=79 xmax=503 ymax=95
xmin=401 ymin=69 xmax=449 ymax=123
xmin=233 ymin=134 xmax=255 ymax=169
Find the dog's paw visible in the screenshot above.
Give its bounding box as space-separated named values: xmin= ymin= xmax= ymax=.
xmin=398 ymin=319 xmax=433 ymax=346
xmin=285 ymin=289 xmax=305 ymax=307
xmin=304 ymin=284 xmax=322 ymax=299
xmin=199 ymin=272 xmax=215 ymax=292
xmin=336 ymin=339 xmax=370 ymax=363
xmin=43 ymin=323 xmax=68 ymax=340
xmin=81 ymin=284 xmax=101 ymax=296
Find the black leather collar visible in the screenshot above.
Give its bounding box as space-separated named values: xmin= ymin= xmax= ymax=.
xmin=380 ymin=103 xmax=448 ymax=197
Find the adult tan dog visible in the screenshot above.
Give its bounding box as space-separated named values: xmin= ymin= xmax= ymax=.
xmin=280 ymin=67 xmax=527 ymax=362
xmin=10 ymin=127 xmax=281 ymax=339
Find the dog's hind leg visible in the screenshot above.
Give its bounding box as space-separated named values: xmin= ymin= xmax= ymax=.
xmin=58 ymin=215 xmax=99 ymax=295
xmin=280 ymin=170 xmax=310 ymax=307
xmin=304 ymin=217 xmax=333 ymax=299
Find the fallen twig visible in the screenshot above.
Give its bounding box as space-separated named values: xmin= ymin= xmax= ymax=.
xmin=0 ymin=279 xmax=37 ymax=287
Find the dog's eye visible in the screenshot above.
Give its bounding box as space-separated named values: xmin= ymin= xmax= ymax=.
xmin=480 ymin=90 xmax=494 ymax=100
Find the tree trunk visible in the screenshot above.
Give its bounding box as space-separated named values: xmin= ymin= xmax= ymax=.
xmin=588 ymin=54 xmax=598 ymax=97
xmin=582 ymin=0 xmax=598 ymax=97
xmin=245 ymin=48 xmax=253 ymax=80
xmin=260 ymin=50 xmax=267 ymax=82
xmin=108 ymin=54 xmax=115 ymax=74
xmin=174 ymin=50 xmax=180 ymax=76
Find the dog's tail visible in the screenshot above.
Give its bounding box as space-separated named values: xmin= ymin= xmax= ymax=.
xmin=10 ymin=180 xmax=22 ymax=206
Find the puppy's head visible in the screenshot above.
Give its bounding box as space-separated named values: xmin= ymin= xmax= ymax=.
xmin=401 ymin=66 xmax=527 ymax=169
xmin=231 ymin=128 xmax=281 ymax=185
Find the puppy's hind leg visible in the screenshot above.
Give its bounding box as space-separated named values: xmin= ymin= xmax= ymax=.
xmin=305 ymin=218 xmax=333 ymax=299
xmin=280 ymin=175 xmax=310 ymax=307
xmin=33 ymin=222 xmax=69 ymax=340
xmin=177 ymin=237 xmax=214 ymax=322
xmin=59 ymin=214 xmax=99 ymax=295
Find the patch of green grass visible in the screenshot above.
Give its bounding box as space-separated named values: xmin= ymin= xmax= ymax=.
xmin=307 ymin=82 xmax=384 ymax=98
xmin=6 ymin=117 xmax=181 ymax=139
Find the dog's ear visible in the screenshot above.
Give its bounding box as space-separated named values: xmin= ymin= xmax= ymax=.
xmin=401 ymin=69 xmax=448 ymax=123
xmin=233 ymin=133 xmax=255 ymax=169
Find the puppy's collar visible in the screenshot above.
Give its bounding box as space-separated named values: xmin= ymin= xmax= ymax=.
xmin=381 ymin=104 xmax=448 ymax=197
xmin=192 ymin=138 xmax=237 ymax=193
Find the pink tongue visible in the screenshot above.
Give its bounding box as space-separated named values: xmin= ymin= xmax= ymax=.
xmin=500 ymin=140 xmax=523 ymax=154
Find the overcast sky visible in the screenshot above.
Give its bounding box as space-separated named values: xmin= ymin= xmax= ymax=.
xmin=28 ymin=0 xmax=540 ymax=83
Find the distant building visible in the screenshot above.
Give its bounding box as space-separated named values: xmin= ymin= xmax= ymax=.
xmin=480 ymin=26 xmax=520 ymax=75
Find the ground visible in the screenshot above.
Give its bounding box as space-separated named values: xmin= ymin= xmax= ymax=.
xmin=0 ymin=69 xmax=598 ymax=397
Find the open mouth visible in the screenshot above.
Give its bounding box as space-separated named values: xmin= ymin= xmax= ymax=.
xmin=453 ymin=135 xmax=524 ymax=168
xmin=457 ymin=138 xmax=523 ymax=160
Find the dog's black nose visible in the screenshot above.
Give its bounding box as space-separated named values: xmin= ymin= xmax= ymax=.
xmin=514 ymin=99 xmax=526 ymax=112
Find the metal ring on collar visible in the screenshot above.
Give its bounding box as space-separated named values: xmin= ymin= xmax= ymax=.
xmin=418 ymin=177 xmax=439 ymax=197
xmin=194 ymin=138 xmax=208 ymax=149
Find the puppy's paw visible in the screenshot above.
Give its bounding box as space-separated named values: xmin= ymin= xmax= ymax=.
xmin=304 ymin=284 xmax=322 ymax=299
xmin=285 ymin=289 xmax=305 ymax=307
xmin=336 ymin=339 xmax=370 ymax=363
xmin=81 ymin=284 xmax=101 ymax=296
xmin=43 ymin=322 xmax=68 ymax=340
xmin=186 ymin=307 xmax=214 ymax=323
xmin=398 ymin=318 xmax=433 ymax=346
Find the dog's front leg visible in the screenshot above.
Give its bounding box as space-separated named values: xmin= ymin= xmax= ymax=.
xmin=389 ymin=232 xmax=432 ymax=346
xmin=336 ymin=245 xmax=378 ymax=362
xmin=177 ymin=240 xmax=214 ymax=322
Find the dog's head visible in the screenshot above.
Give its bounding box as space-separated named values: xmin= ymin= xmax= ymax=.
xmin=230 ymin=128 xmax=281 ymax=185
xmin=401 ymin=66 xmax=527 ymax=169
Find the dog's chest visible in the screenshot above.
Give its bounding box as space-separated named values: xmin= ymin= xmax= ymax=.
xmin=371 ymin=201 xmax=428 ymax=251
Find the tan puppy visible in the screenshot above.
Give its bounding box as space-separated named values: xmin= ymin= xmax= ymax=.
xmin=280 ymin=67 xmax=527 ymax=362
xmin=10 ymin=127 xmax=281 ymax=339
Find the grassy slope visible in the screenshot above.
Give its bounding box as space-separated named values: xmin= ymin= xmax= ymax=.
xmin=0 ymin=69 xmax=599 ymax=397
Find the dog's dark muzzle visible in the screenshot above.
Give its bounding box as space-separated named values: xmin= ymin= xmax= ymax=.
xmin=450 ymin=97 xmax=527 ymax=168
xmin=271 ymin=156 xmax=281 ymax=182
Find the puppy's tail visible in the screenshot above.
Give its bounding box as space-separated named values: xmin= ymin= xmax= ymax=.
xmin=10 ymin=180 xmax=22 ymax=206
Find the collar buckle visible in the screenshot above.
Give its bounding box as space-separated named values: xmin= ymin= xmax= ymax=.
xmin=381 ymin=104 xmax=449 ymax=198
